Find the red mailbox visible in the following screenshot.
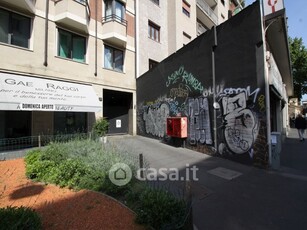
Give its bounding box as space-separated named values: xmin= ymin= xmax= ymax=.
xmin=166 ymin=117 xmax=188 ymax=138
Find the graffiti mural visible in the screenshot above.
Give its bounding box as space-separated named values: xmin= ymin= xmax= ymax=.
xmin=143 ymin=102 xmax=170 ymax=137
xmin=166 ymin=66 xmax=204 ymax=93
xmin=219 ymin=91 xmax=259 ymax=155
xmin=188 ymin=97 xmax=212 ymax=145
xmin=136 ymin=2 xmax=270 ymax=166
xmin=169 ymin=84 xmax=189 ymax=98
xmin=219 ymin=86 xmax=260 ymax=103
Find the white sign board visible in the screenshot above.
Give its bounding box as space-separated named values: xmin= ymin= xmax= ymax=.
xmin=116 ymin=119 xmax=121 ymax=128
xmin=0 ymin=72 xmax=101 ymax=112
xmin=263 ymin=0 xmax=284 ymax=16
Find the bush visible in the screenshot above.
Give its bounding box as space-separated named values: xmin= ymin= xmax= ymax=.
xmin=24 ymin=140 xmax=139 ymax=192
xmin=51 ymin=159 xmax=90 ymax=189
xmin=133 ymin=187 xmax=187 ymax=229
xmin=92 ymin=118 xmax=109 ymax=136
xmin=25 ymin=149 xmax=56 ymax=182
xmin=40 ymin=143 xmax=69 ymax=164
xmin=0 ymin=206 xmax=42 ymax=230
xmin=24 ymin=139 xmax=189 ymax=229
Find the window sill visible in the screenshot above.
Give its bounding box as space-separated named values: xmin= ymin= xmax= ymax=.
xmin=148 ymin=37 xmax=161 ymax=43
xmin=55 ymin=56 xmax=88 ymax=65
xmin=103 ymin=67 xmax=125 ymax=74
xmin=0 ymin=42 xmax=33 ymax=52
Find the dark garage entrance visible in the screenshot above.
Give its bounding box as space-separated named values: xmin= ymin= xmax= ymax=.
xmin=103 ymin=89 xmax=132 ymax=134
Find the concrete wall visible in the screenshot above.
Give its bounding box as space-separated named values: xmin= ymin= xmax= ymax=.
xmin=137 ymin=2 xmax=269 ymax=166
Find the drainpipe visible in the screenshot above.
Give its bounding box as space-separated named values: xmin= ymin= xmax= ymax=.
xmin=135 ymin=0 xmax=139 ymax=79
xmin=134 ymin=0 xmax=138 ymax=135
xmin=43 ymin=0 xmax=49 ymax=67
xmin=212 ymin=26 xmax=218 ymax=152
xmin=260 ymin=1 xmax=272 ymax=167
xmin=94 ymin=0 xmax=98 ymax=76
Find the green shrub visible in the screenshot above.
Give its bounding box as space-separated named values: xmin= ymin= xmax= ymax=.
xmin=92 ymin=118 xmax=109 ymax=136
xmin=40 ymin=143 xmax=69 ymax=164
xmin=24 ymin=139 xmax=190 ymax=229
xmin=78 ymin=169 xmax=106 ymax=191
xmin=134 ymin=187 xmax=187 ymax=229
xmin=25 ymin=149 xmax=56 ymax=182
xmin=0 ymin=206 xmax=42 ymax=230
xmin=50 ymin=159 xmax=90 ymax=189
xmin=24 ymin=149 xmax=41 ymax=166
xmin=25 ymin=140 xmax=139 ymax=192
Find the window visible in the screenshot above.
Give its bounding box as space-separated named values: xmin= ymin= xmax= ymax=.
xmin=148 ymin=21 xmax=160 ymax=42
xmin=104 ymin=45 xmax=123 ymax=71
xmin=150 ymin=0 xmax=159 ymax=5
xmin=0 ymin=9 xmax=31 ymax=48
xmin=182 ymin=0 xmax=190 ymax=17
xmin=58 ymin=29 xmax=86 ymax=63
xmin=104 ymin=0 xmax=126 ymax=24
xmin=149 ymin=59 xmax=159 ymax=70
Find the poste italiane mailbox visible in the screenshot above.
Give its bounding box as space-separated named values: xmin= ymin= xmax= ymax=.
xmin=166 ymin=117 xmax=188 ymax=138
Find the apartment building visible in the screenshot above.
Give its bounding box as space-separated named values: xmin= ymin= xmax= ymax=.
xmin=0 ymin=0 xmax=137 ymax=141
xmin=136 ymin=0 xmax=243 ymax=77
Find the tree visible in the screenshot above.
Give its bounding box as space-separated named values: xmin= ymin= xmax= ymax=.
xmin=289 ymin=37 xmax=307 ymax=100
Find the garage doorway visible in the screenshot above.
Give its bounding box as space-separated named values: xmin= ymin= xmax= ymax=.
xmin=103 ymin=89 xmax=132 ymax=134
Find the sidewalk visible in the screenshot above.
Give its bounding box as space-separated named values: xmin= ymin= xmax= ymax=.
xmin=280 ymin=128 xmax=307 ymax=174
xmin=109 ymin=134 xmax=307 ymax=230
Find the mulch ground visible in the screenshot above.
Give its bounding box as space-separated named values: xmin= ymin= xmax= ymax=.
xmin=0 ymin=158 xmax=145 ymax=230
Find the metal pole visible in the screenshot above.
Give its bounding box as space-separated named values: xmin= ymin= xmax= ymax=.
xmin=212 ymin=26 xmax=218 ymax=152
xmin=43 ymin=0 xmax=49 ymax=67
xmin=38 ymin=135 xmax=41 ymax=148
xmin=94 ymin=0 xmax=98 ymax=76
xmin=260 ymin=0 xmax=272 ymax=167
xmin=139 ymin=153 xmax=144 ymax=179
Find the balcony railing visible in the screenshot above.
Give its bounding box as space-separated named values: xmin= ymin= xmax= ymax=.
xmin=101 ymin=14 xmax=128 ymax=47
xmin=102 ymin=14 xmax=127 ymax=26
xmin=196 ymin=0 xmax=218 ymax=25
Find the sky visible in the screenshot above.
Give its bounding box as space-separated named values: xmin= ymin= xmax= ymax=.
xmin=245 ymin=0 xmax=307 ymax=100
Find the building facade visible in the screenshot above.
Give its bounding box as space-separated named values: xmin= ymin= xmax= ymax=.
xmin=136 ymin=0 xmax=242 ymax=77
xmin=0 ymin=0 xmax=137 ymax=142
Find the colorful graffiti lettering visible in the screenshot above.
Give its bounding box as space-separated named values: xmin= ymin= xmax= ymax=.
xmin=169 ymin=84 xmax=189 ymax=98
xmin=166 ymin=66 xmax=204 ymax=93
xmin=221 ymin=92 xmax=259 ymax=154
xmin=166 ymin=66 xmax=184 ymax=87
xmin=181 ymin=71 xmax=203 ymax=93
xmin=203 ymin=85 xmax=224 ymax=97
xmin=143 ymin=103 xmax=170 ymax=137
xmin=258 ymin=94 xmax=266 ymax=113
xmin=220 ymin=86 xmax=260 ymax=103
xmin=188 ymin=97 xmax=212 ymax=145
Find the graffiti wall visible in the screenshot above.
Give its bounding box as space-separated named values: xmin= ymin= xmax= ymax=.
xmin=137 ymin=2 xmax=269 ymax=166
